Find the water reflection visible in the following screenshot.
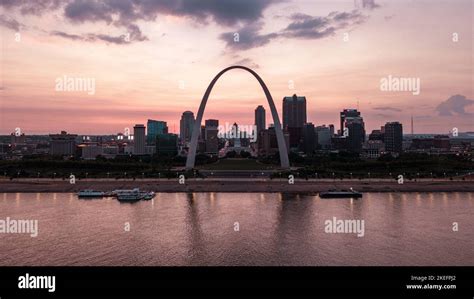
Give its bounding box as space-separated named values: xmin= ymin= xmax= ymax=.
xmin=184 ymin=193 xmax=207 ymax=265
xmin=0 ymin=192 xmax=472 ymax=266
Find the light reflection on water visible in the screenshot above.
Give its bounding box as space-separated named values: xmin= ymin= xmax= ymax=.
xmin=0 ymin=192 xmax=472 ymax=266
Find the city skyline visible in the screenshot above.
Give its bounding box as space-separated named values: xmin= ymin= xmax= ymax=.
xmin=1 ymin=0 xmax=473 ymax=135
xmin=2 ymin=104 xmax=472 ymax=137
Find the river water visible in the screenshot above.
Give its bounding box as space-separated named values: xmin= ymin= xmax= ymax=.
xmin=0 ymin=192 xmax=472 ymax=266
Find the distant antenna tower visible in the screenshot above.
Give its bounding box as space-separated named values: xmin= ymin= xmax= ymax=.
xmin=357 ymin=99 xmax=360 ymax=110
xmin=411 ymin=115 xmax=414 ymax=135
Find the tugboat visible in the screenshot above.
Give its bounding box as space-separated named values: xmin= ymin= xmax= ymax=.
xmin=319 ymin=188 xmax=363 ymax=199
xmin=77 ymin=190 xmax=105 ymax=198
xmin=142 ymin=191 xmax=156 ymax=200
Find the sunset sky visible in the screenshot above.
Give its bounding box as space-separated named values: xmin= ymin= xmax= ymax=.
xmin=0 ymin=0 xmax=472 ymax=135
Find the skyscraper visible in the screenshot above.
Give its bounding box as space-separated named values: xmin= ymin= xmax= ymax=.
xmin=133 ymin=124 xmax=146 ymax=155
xmin=282 ymin=94 xmax=307 ymax=129
xmin=282 ymin=94 xmax=307 ymax=148
xmin=328 ymin=124 xmax=335 ymax=137
xmin=302 ymin=122 xmax=316 ymax=154
xmin=340 ymin=109 xmax=365 ymax=153
xmin=345 ymin=120 xmax=365 ymax=153
xmin=180 ymin=111 xmax=195 ymax=143
xmin=156 ymin=133 xmax=178 ymax=156
xmin=205 ymin=119 xmax=219 ymax=154
xmin=147 ymin=119 xmax=168 ymax=145
xmin=315 ymin=125 xmax=332 ymax=150
xmin=384 ymin=122 xmax=403 ymax=154
xmin=254 ymin=105 xmax=266 ymax=135
xmin=340 ymin=109 xmax=360 ymax=136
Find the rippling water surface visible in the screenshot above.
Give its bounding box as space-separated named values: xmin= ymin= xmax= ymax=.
xmin=0 ymin=192 xmax=473 ymax=266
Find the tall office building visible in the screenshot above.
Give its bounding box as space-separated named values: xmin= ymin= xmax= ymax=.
xmin=282 ymin=94 xmax=307 ymax=129
xmin=147 ymin=119 xmax=168 ymax=145
xmin=384 ymin=122 xmax=403 ymax=154
xmin=254 ymin=105 xmax=266 ymax=135
xmin=315 ymin=125 xmax=332 ymax=150
xmin=180 ymin=111 xmax=195 ymax=143
xmin=340 ymin=109 xmax=365 ymax=153
xmin=283 ymin=94 xmax=306 ymax=148
xmin=369 ymin=127 xmax=384 ymax=141
xmin=302 ymin=122 xmax=316 ymax=154
xmin=345 ymin=119 xmax=365 ymax=152
xmin=156 ymin=133 xmax=178 ymax=156
xmin=329 ymin=124 xmax=335 ymax=137
xmin=205 ymin=119 xmax=219 ymax=154
xmin=133 ymin=124 xmax=146 ymax=155
xmin=49 ymin=131 xmax=78 ymax=156
xmin=205 ymin=119 xmax=219 ymax=129
xmin=340 ymin=109 xmax=361 ymax=136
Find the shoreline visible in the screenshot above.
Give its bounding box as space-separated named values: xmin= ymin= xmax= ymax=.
xmin=1 ymin=178 xmax=473 ymax=193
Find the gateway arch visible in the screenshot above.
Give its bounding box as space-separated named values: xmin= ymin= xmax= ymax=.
xmin=185 ymin=65 xmax=290 ymax=170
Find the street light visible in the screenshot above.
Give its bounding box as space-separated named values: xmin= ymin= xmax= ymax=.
xmin=86 ymin=172 xmax=88 ymax=179
xmin=350 ymin=173 xmax=352 ymax=179
xmin=53 ymin=172 xmax=56 ymax=179
xmin=107 ymin=172 xmax=110 ymax=179
xmin=142 ymin=172 xmax=145 ymax=179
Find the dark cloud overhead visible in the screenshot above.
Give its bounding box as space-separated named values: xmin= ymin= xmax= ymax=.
xmin=435 ymin=94 xmax=474 ymax=116
xmin=0 ymin=15 xmax=23 ymax=31
xmin=1 ymin=0 xmax=279 ymax=45
xmin=168 ymin=0 xmax=279 ymax=26
xmin=220 ymin=22 xmax=278 ymax=50
xmin=50 ymin=30 xmax=84 ymax=41
xmin=2 ymin=0 xmax=371 ymax=48
xmin=0 ymin=0 xmax=64 ymax=15
xmin=282 ymin=10 xmax=367 ymax=39
xmin=221 ymin=9 xmax=368 ymax=50
xmin=2 ymin=0 xmax=277 ymax=26
xmin=51 ymin=29 xmax=146 ymax=45
xmin=64 ymin=0 xmax=116 ymax=24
